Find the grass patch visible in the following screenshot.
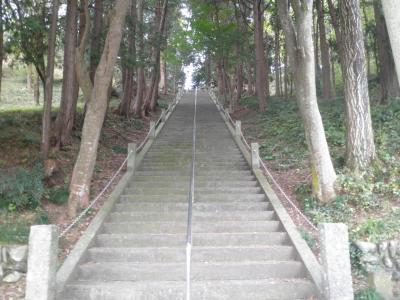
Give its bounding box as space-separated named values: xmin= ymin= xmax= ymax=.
xmin=0 ymin=208 xmax=49 ymax=244
xmin=46 ymin=185 xmax=69 ymax=205
xmin=355 ymin=288 xmax=384 ymax=300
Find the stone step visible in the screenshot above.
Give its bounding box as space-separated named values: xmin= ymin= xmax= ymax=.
xmin=78 ymin=261 xmax=307 ymax=282
xmin=102 ymin=220 xmax=282 ymax=234
xmin=87 ymin=245 xmax=297 ymax=263
xmin=138 ymin=162 xmax=249 ymax=167
xmin=96 ymin=232 xmax=288 ymax=248
xmin=113 ymin=201 xmax=270 ymax=212
xmin=133 ymin=170 xmax=253 ymax=176
xmin=119 ymin=193 xmax=267 ymax=202
xmin=109 ymin=210 xmax=276 ymax=222
xmin=130 ymin=175 xmax=256 ymax=182
xmin=124 ymin=186 xmax=263 ymax=195
xmin=127 ymin=180 xmax=259 ymax=188
xmin=137 ymin=165 xmax=250 ymax=171
xmin=61 ymin=279 xmax=316 ymax=300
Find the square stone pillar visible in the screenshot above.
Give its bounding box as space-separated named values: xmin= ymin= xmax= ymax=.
xmin=235 ymin=120 xmax=242 ymax=139
xmin=161 ymin=109 xmax=166 ymax=122
xmin=149 ymin=121 xmax=156 ymax=140
xmin=128 ymin=143 xmax=137 ymax=172
xmin=251 ymin=143 xmax=260 ymax=170
xmin=25 ymin=225 xmax=59 ymax=300
xmin=319 ymin=223 xmax=354 ymax=300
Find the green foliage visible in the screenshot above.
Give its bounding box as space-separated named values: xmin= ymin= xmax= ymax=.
xmin=47 ymin=185 xmax=69 ymax=205
xmin=298 ymin=228 xmax=317 ymax=250
xmin=0 ymin=208 xmax=49 ymax=244
xmin=349 ymin=243 xmax=364 ymax=274
xmin=111 ymin=145 xmax=127 ymax=154
xmin=351 ymin=209 xmax=400 ymax=242
xmin=355 ymin=288 xmax=384 ymax=300
xmin=0 ymin=164 xmax=44 ymax=210
xmin=21 ymin=130 xmax=41 ymax=146
xmin=132 ymin=119 xmax=144 ymax=130
xmin=242 ymin=95 xmax=400 ymax=243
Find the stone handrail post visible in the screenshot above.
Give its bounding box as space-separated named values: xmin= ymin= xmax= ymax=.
xmin=149 ymin=121 xmax=156 ymax=140
xmin=25 ymin=225 xmax=59 ymax=300
xmin=128 ymin=143 xmax=137 ymax=172
xmin=319 ymin=223 xmax=354 ymax=300
xmin=251 ymin=143 xmax=260 ymax=170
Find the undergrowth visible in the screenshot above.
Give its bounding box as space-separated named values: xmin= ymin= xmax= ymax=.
xmin=240 ymin=95 xmax=400 ymax=243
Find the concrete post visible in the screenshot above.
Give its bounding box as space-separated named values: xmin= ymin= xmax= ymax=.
xmin=161 ymin=109 xmax=166 ymax=122
xmin=224 ymin=109 xmax=229 ymax=118
xmin=25 ymin=225 xmax=59 ymax=300
xmin=319 ymin=223 xmax=354 ymax=300
xmin=127 ymin=143 xmax=137 ymax=172
xmin=251 ymin=143 xmax=260 ymax=170
xmin=235 ymin=121 xmax=242 ymax=139
xmin=149 ymin=121 xmax=156 ymax=140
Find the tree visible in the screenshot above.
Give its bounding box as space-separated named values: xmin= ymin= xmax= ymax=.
xmin=68 ymin=0 xmax=130 ymax=217
xmin=316 ymin=0 xmax=332 ymax=99
xmin=90 ymin=0 xmax=103 ymax=82
xmin=55 ymin=0 xmax=79 ymax=147
xmin=381 ymin=0 xmax=400 ymax=87
xmin=143 ymin=0 xmax=169 ymax=113
xmin=132 ymin=0 xmax=145 ymax=117
xmin=253 ymin=0 xmax=267 ymax=112
xmin=41 ymin=0 xmax=60 ymax=158
xmin=339 ymin=0 xmax=375 ymax=172
xmin=278 ymin=0 xmax=336 ymax=202
xmin=0 ymin=0 xmax=3 ymax=101
xmin=373 ymin=0 xmax=399 ymax=103
xmin=118 ymin=0 xmax=137 ymax=116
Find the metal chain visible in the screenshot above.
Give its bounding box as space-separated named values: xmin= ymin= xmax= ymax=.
xmin=59 ymin=151 xmax=132 ymax=238
xmin=59 ymin=90 xmax=183 ymax=238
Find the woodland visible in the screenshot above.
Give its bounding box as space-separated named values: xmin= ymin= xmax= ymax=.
xmin=0 ymin=0 xmax=399 ymax=298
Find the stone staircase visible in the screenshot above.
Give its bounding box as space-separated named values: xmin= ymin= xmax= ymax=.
xmin=57 ymin=91 xmax=321 ymax=299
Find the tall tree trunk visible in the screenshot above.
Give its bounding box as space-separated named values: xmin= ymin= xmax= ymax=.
xmin=68 ymin=0 xmax=130 ymax=217
xmin=339 ymin=0 xmax=375 ymax=172
xmin=55 ymin=0 xmax=78 ymax=147
xmin=132 ymin=0 xmax=145 ymax=117
xmin=362 ymin=2 xmax=371 ymax=78
xmin=0 ymin=0 xmax=3 ymax=101
xmin=90 ymin=0 xmax=103 ymax=82
xmin=34 ymin=71 xmax=40 ymax=105
xmin=331 ymin=55 xmax=337 ymax=97
xmin=236 ymin=60 xmax=243 ymax=105
xmin=144 ymin=0 xmax=168 ymax=112
xmin=314 ymin=7 xmax=321 ymax=95
xmin=75 ymin=0 xmax=92 ymax=107
xmin=118 ymin=0 xmax=137 ymax=116
xmin=159 ymin=54 xmax=167 ymax=94
xmin=253 ymin=0 xmax=266 ymax=111
xmin=284 ymin=47 xmax=288 ymax=99
xmin=317 ymin=0 xmax=332 ymax=99
xmin=274 ymin=23 xmax=281 ymax=97
xmin=41 ymin=0 xmax=60 ymax=158
xmin=374 ymin=0 xmax=400 ymax=103
xmin=278 ymin=0 xmax=336 ymax=202
xmin=381 ymin=0 xmax=400 ymax=87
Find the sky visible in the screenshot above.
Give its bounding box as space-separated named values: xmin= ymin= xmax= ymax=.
xmin=181 ymin=4 xmax=194 ymax=90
